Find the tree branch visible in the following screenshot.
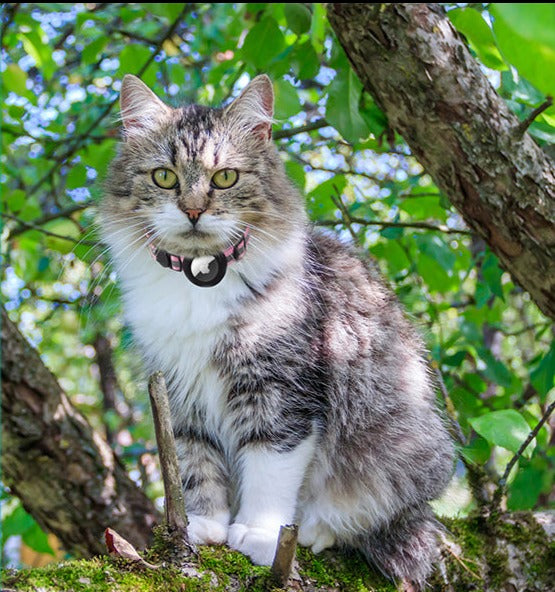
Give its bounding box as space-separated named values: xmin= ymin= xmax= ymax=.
xmin=515 ymin=96 xmax=553 ymax=137
xmin=273 ymin=118 xmax=329 ymax=140
xmin=316 ymin=216 xmax=472 ymax=235
xmin=327 ymin=3 xmax=555 ymax=319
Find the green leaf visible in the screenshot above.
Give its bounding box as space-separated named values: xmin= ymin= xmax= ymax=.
xmin=142 ymin=3 xmax=185 ymax=22
xmin=416 ymin=253 xmax=451 ymax=293
xmin=2 ymin=63 xmax=28 ymax=95
xmin=2 ymin=505 xmax=35 ymax=540
xmin=82 ymin=36 xmax=108 ymax=66
xmin=326 ymin=69 xmax=370 ymax=144
xmin=66 ymin=163 xmax=88 ymax=189
xmin=448 ymin=8 xmax=507 ymax=70
xmin=414 ymin=235 xmax=456 ymax=271
xmin=241 ymin=17 xmax=286 ymax=70
xmin=273 ymin=79 xmax=301 ymax=119
xmin=481 ymin=251 xmax=504 ymax=300
xmin=284 ymin=160 xmax=305 ymax=191
xmin=530 ymin=341 xmax=555 ymax=399
xmin=22 ymin=522 xmax=55 ymax=555
xmin=478 ymin=347 xmax=513 ymax=388
xmin=284 ymin=3 xmax=312 ymax=35
xmin=462 ymin=435 xmax=491 ymax=465
xmin=290 ymin=41 xmax=320 ymax=79
xmin=507 ymin=463 xmax=544 ymax=510
xmin=117 ymin=44 xmax=155 ymax=86
xmin=6 ymin=189 xmax=26 ymax=212
xmin=44 ymin=219 xmax=81 ymax=255
xmin=469 ymin=409 xmax=534 ymax=457
xmin=307 ymin=175 xmax=346 ymax=219
xmin=492 ymin=4 xmax=555 ymax=52
xmin=491 ymin=4 xmax=555 ymax=98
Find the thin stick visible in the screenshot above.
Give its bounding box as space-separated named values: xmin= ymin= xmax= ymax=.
xmin=492 ymin=400 xmax=555 ymax=510
xmin=148 ymin=371 xmax=188 ymax=533
xmin=515 ymin=96 xmax=553 ymax=136
xmin=271 ymin=524 xmax=298 ymax=587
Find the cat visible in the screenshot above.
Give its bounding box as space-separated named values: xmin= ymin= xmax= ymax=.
xmin=100 ymin=73 xmax=455 ymax=589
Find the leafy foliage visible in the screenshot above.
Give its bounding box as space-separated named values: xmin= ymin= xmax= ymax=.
xmin=1 ymin=2 xmax=553 ymax=566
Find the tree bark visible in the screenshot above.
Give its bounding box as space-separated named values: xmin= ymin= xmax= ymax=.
xmin=327 ymin=3 xmax=555 ymax=320
xmin=1 ymin=307 xmax=158 ymax=557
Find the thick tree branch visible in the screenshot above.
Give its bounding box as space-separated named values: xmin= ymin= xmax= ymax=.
xmin=327 ymin=3 xmax=555 ymax=319
xmin=1 ymin=307 xmax=159 ymax=556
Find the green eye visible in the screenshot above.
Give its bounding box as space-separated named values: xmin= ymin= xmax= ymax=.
xmin=211 ymin=169 xmax=238 ymax=189
xmin=152 ymin=168 xmax=178 ymax=189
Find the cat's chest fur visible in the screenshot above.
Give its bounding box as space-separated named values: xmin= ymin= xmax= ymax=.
xmin=119 ymin=251 xmax=249 ymax=436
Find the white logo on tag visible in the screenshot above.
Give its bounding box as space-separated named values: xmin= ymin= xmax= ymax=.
xmin=190 ymin=255 xmax=215 ymax=277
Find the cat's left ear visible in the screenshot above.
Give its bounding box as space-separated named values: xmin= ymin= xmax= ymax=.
xmin=119 ymin=74 xmax=172 ymax=138
xmin=225 ymin=75 xmax=274 ymax=142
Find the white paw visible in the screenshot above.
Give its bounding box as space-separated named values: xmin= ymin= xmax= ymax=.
xmin=298 ymin=519 xmax=336 ymax=553
xmin=227 ymin=523 xmax=279 ymax=566
xmin=187 ymin=514 xmax=229 ymax=545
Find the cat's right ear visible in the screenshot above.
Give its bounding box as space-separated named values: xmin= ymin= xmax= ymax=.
xmin=119 ymin=74 xmax=171 ymax=138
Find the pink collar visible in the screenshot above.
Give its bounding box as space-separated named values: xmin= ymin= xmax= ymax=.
xmin=148 ymin=227 xmax=250 ymax=288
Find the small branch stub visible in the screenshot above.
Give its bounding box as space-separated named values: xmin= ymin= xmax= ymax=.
xmin=148 ymin=372 xmax=188 ymax=536
xmin=271 ymin=524 xmax=299 ymax=587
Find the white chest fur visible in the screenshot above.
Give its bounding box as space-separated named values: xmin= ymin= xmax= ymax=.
xmin=107 ymin=229 xmax=305 ymax=438
xmin=114 ymin=246 xmax=249 ymax=435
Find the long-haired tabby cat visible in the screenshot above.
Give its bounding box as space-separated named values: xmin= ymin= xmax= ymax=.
xmin=100 ymin=73 xmax=454 ymax=589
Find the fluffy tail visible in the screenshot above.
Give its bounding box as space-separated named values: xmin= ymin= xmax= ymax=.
xmin=353 ymin=504 xmax=443 ymax=591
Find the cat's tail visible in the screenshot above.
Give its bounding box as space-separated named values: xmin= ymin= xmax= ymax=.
xmin=353 ymin=503 xmax=444 ymax=591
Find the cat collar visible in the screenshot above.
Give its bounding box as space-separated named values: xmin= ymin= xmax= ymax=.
xmin=148 ymin=227 xmax=250 ymax=288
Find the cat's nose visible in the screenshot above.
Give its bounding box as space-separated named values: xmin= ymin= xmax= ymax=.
xmin=184 ymin=208 xmax=205 ymax=226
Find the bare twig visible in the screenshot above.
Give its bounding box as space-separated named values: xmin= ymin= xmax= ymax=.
xmin=271 ymin=524 xmax=298 ymax=587
xmin=7 ymin=201 xmax=94 ymax=239
xmin=148 ymin=372 xmax=188 ymax=534
xmin=1 ymin=212 xmax=97 ymax=246
xmin=273 ymin=119 xmax=329 ymax=140
xmin=515 ymin=96 xmax=553 ymax=136
xmin=317 ymin=216 xmax=473 ymax=235
xmin=492 ymin=400 xmax=555 ymax=511
xmin=330 ymin=191 xmax=362 ymax=245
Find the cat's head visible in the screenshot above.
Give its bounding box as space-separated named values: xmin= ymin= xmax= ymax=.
xmin=102 ymin=75 xmax=304 ymax=259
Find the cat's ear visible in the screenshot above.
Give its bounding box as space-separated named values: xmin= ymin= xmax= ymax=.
xmin=119 ymin=74 xmax=172 ymax=138
xmin=225 ymin=75 xmax=274 ymax=142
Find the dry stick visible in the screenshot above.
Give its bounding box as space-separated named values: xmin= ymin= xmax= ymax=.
xmin=148 ymin=371 xmax=188 ymax=534
xmin=271 ymin=524 xmax=299 ymax=587
xmin=492 ymin=400 xmax=555 ymax=511
xmin=515 ymin=96 xmax=553 ymax=136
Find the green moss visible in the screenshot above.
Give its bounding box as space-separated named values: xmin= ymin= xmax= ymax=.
xmin=3 ymin=514 xmax=551 ymax=592
xmin=1 ymin=558 xmax=202 ymax=592
xmin=296 ymin=546 xmax=396 ymax=592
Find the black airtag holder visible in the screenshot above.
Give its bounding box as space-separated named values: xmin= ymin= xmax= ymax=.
xmin=182 ymin=253 xmax=228 ymax=287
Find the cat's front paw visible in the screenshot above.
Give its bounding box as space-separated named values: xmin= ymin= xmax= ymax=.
xmin=298 ymin=519 xmax=336 ymax=553
xmin=187 ymin=513 xmax=229 ymax=545
xmin=227 ymin=523 xmax=278 ymax=565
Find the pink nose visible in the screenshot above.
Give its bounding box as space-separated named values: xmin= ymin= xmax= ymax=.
xmin=184 ymin=209 xmax=204 ymax=226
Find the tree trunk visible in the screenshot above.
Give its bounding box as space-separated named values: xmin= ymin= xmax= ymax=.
xmin=1 ymin=307 xmax=158 ymax=557
xmin=327 ymin=3 xmax=555 ymax=320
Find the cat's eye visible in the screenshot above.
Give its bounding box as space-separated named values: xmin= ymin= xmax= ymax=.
xmin=211 ymin=169 xmax=238 ymax=189
xmin=152 ymin=168 xmax=178 ymax=189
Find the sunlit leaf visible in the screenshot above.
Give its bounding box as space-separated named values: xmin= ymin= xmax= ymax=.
xmin=241 ymin=16 xmax=286 ymax=69
xmin=469 ymin=409 xmax=534 ymax=458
